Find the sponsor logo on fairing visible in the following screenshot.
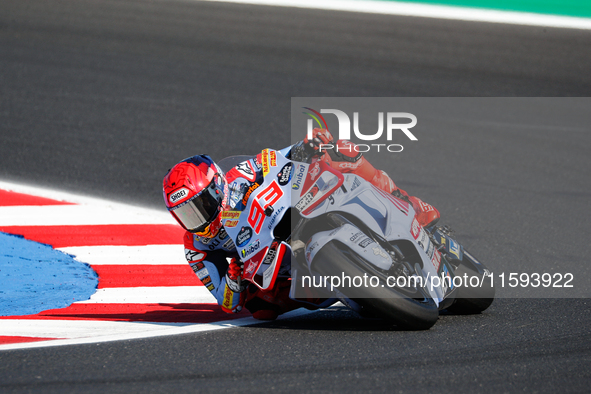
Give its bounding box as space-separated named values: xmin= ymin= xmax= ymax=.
xmin=235 ymin=161 xmax=256 ymax=181
xmin=277 ymin=163 xmax=293 ymax=186
xmin=292 ymin=164 xmax=306 ymax=190
xmin=410 ymin=218 xmax=421 ymax=240
xmin=222 ymin=238 xmax=235 ymax=250
xmin=431 ymin=249 xmax=441 ymax=271
xmin=270 ymin=151 xmax=277 ymax=167
xmin=350 ymin=231 xmax=364 ymax=242
xmin=262 ymin=247 xmax=277 ymax=266
xmin=448 ymin=238 xmax=461 ymax=259
xmin=244 ymin=259 xmax=258 ymax=275
xmin=224 ymin=219 xmax=239 ymax=228
xmin=221 ymin=211 xmax=241 ymax=220
xmin=218 ymin=228 xmax=228 ymax=240
xmin=262 ymin=149 xmax=271 ymax=176
xmin=358 ymin=237 xmax=374 ymax=248
xmin=242 ymin=182 xmax=260 ymax=205
xmin=236 ymin=226 xmax=253 ymax=247
xmin=267 ymin=205 xmax=285 ymax=230
xmin=253 ymin=156 xmax=262 ymax=170
xmin=295 ymin=190 xmax=314 ymax=212
xmin=241 ymin=239 xmax=261 ymax=258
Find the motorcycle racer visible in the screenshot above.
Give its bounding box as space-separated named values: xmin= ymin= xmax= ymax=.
xmin=300 ymin=128 xmax=439 ymax=229
xmin=162 ymin=131 xmax=440 ymax=320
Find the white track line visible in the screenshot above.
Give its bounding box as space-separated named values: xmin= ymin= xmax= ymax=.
xmin=75 ymin=286 xmax=217 ymax=304
xmin=0 ymin=308 xmax=318 ymax=351
xmin=200 ymin=0 xmax=591 ymax=30
xmin=0 ymin=181 xmax=173 ymax=223
xmin=0 ymin=205 xmax=175 ymax=226
xmin=0 ymin=319 xmax=192 ymax=339
xmin=58 ymin=245 xmax=186 ymax=265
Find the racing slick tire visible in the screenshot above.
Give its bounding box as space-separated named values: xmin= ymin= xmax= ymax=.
xmin=311 ymin=241 xmax=439 ymax=330
xmin=445 ymin=250 xmax=495 ymax=315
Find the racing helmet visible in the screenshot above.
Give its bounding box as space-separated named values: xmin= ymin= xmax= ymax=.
xmin=163 ymin=155 xmax=228 ymax=237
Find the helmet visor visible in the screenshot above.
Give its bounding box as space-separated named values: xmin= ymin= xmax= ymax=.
xmin=170 ymin=177 xmax=225 ymax=233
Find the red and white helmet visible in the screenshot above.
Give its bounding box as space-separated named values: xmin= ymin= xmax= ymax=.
xmin=163 ymin=155 xmax=227 ymax=237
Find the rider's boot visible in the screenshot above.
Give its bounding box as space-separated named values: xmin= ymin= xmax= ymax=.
xmin=408 ymin=196 xmax=440 ymax=228
xmin=246 ymin=280 xmax=302 ymax=321
xmin=391 ymin=187 xmax=439 ymax=227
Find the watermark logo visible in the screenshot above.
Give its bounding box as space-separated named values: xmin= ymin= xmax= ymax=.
xmin=302 ymin=107 xmax=417 ymax=153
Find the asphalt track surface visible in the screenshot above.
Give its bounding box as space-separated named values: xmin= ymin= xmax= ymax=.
xmin=1 ymin=0 xmax=591 ymax=392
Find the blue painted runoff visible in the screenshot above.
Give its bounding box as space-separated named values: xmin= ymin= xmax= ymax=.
xmin=0 ymin=232 xmax=98 ymax=316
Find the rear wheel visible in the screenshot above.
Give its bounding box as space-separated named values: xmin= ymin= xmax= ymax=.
xmin=445 ymin=250 xmax=495 ymax=314
xmin=312 ymin=241 xmax=439 ymax=330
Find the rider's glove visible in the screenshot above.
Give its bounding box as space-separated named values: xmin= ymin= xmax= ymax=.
xmin=225 ymin=258 xmax=247 ymax=293
xmin=304 ymin=128 xmax=334 ymax=152
xmin=304 ymin=129 xmax=363 ymax=164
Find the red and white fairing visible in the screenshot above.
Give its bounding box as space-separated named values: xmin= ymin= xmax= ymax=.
xmin=222 ymin=149 xmax=292 ymax=291
xmin=296 ymin=160 xmax=446 ymax=303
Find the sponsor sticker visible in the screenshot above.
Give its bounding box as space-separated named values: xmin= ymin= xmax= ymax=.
xmin=431 ymin=249 xmax=441 ymax=271
xmin=235 ymin=161 xmax=256 ymax=181
xmin=222 ymin=285 xmax=234 ymax=309
xmin=410 ymin=218 xmax=421 ymax=240
xmin=262 ymin=248 xmax=277 ymax=266
xmin=221 ymin=211 xmax=241 ymax=220
xmin=277 ymin=163 xmax=293 ymax=186
xmin=253 ymin=156 xmax=262 ymax=170
xmin=242 ymin=182 xmax=260 ymax=205
xmin=448 ymin=238 xmax=461 ymax=259
xmin=186 ymin=249 xmax=206 ymax=263
xmin=241 ymin=239 xmax=261 ymax=259
xmin=196 ymin=268 xmax=209 ymax=280
xmin=292 ymin=163 xmax=306 ymax=190
xmin=262 ymin=149 xmax=270 ymax=177
xmin=295 ymin=190 xmax=314 ymax=212
xmin=244 ymin=259 xmax=258 ymax=275
xmin=350 ymin=231 xmax=364 ymax=242
xmin=222 ymin=238 xmax=235 ymax=250
xmin=309 ymin=162 xmax=320 ymax=181
xmin=169 ymin=187 xmax=190 ymax=204
xmin=358 ymin=238 xmax=375 ymax=248
xmin=224 ymin=219 xmax=239 ymax=228
xmin=236 ymin=226 xmax=253 ymax=247
xmin=270 ymin=150 xmax=277 ymax=167
xmin=267 ymin=205 xmax=285 ymax=230
xmin=218 ymin=228 xmax=228 ymax=240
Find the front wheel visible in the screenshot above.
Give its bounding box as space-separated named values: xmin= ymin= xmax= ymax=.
xmin=312 ymin=241 xmax=439 ymax=330
xmin=445 ymin=250 xmax=495 ymax=314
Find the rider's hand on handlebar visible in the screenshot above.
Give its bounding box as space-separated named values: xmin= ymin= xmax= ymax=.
xmin=225 ymin=258 xmax=247 ymax=293
xmin=304 ymin=128 xmax=334 ymax=153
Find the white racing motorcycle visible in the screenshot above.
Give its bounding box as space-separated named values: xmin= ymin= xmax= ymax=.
xmin=219 ymin=146 xmax=494 ymax=330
